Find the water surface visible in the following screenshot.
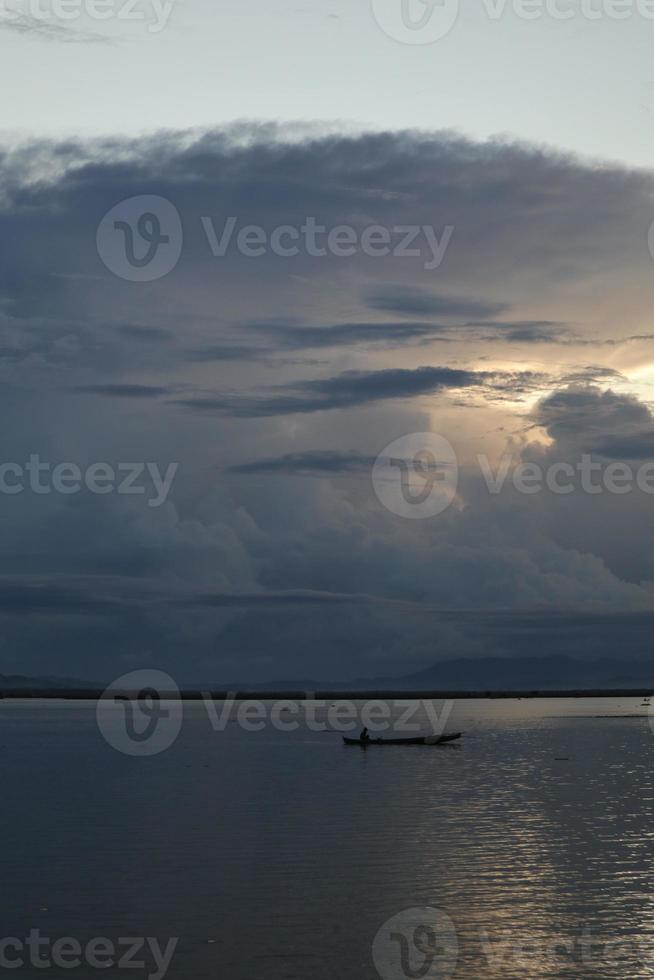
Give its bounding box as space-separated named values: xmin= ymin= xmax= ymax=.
xmin=1 ymin=697 xmax=653 ymax=978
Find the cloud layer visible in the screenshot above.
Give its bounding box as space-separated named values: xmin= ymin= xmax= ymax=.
xmin=1 ymin=126 xmax=654 ymax=681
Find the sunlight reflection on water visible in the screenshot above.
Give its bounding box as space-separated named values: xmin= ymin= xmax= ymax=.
xmin=1 ymin=697 xmax=653 ymax=978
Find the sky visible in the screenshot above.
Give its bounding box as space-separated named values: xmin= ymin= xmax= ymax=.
xmin=2 ymin=0 xmax=654 ymax=167
xmin=2 ymin=0 xmax=654 ymax=683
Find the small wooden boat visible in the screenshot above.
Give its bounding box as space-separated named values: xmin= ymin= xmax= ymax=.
xmin=342 ymin=732 xmax=462 ymax=746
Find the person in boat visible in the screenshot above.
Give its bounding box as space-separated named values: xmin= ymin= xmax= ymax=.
xmin=360 ymin=727 xmax=370 ymax=743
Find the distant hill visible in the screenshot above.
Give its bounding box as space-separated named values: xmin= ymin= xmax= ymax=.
xmin=392 ymin=655 xmax=654 ymax=691
xmin=223 ymin=655 xmax=654 ymax=692
xmin=0 ymin=673 xmax=98 ymax=690
xmin=2 ymin=655 xmax=654 ymax=694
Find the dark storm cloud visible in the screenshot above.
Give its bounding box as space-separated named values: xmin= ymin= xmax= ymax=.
xmin=254 ymin=319 xmax=574 ymax=348
xmin=1 ymin=125 xmax=653 ymax=367
xmin=560 ymin=367 xmax=624 ymax=385
xmin=533 ymin=386 xmax=652 ymax=445
xmin=423 ymin=609 xmax=654 ymax=663
xmin=2 ymin=126 xmax=654 ymax=680
xmin=107 ymin=324 xmax=174 ymax=343
xmin=468 ymin=320 xmax=572 ymax=343
xmin=248 ymin=319 xmax=451 ymax=350
xmin=72 ymin=384 xmax=173 ymax=398
xmin=188 ymin=318 xmax=572 ymax=360
xmin=366 ymin=285 xmax=509 ymax=319
xmin=0 ymin=578 xmax=133 ymax=616
xmin=173 ymin=589 xmax=393 ymax=609
xmin=184 ymin=344 xmax=266 ymax=362
xmin=511 ymin=386 xmax=654 ymax=586
xmin=227 ymin=450 xmax=376 ymax=476
xmin=175 ymin=365 xmax=483 ymax=417
xmin=0 ymin=576 xmax=395 ymax=618
xmin=592 ymin=432 xmax=654 ymax=460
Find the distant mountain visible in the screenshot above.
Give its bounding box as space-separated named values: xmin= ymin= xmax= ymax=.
xmin=391 ymin=655 xmax=654 ymax=691
xmin=3 ymin=655 xmax=654 ymax=693
xmin=0 ymin=673 xmax=98 ymax=690
xmin=223 ymin=655 xmax=654 ymax=692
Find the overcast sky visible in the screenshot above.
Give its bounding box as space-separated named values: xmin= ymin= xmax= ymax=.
xmin=1 ymin=2 xmax=654 ymax=682
xmin=2 ymin=0 xmax=654 ymax=166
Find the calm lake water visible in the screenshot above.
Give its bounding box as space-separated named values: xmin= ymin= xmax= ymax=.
xmin=1 ymin=697 xmax=653 ymax=979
